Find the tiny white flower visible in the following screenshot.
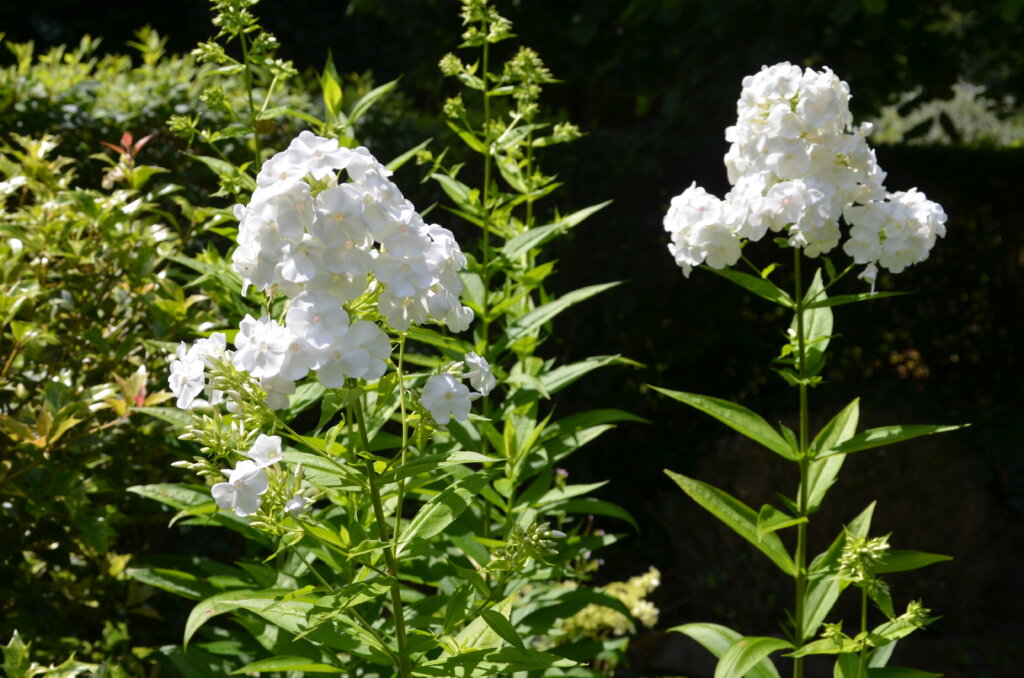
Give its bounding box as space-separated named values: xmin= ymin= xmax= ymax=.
xmin=245 ymin=434 xmax=283 ymax=468
xmin=285 ymin=494 xmax=310 ymax=518
xmin=210 ymin=460 xmax=269 ymax=517
xmin=462 ymin=352 xmax=496 ymax=396
xmin=421 ymin=373 xmax=479 ymax=425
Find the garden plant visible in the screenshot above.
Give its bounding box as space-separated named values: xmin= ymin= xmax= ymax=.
xmin=657 ymin=62 xmax=964 ymax=678
xmin=0 ymin=1 xmax=992 ymax=676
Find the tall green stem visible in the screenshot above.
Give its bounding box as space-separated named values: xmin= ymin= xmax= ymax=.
xmin=353 ymin=396 xmax=412 ymax=678
xmin=859 ymin=587 xmax=869 ymax=678
xmin=238 ymin=31 xmax=263 ymax=168
xmin=793 ymin=248 xmax=810 ymax=678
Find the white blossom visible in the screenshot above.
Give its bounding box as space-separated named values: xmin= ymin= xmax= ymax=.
xmin=462 ymin=352 xmax=496 ymax=396
xmin=245 ymin=434 xmax=283 ymax=468
xmin=211 ymin=460 xmax=269 ymax=517
xmin=421 ymin=373 xmax=479 ymax=425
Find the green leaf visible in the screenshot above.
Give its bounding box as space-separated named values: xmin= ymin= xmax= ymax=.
xmin=348 ymin=79 xmax=398 ymax=125
xmin=387 ymin=138 xmax=432 ymax=172
xmin=134 ymin=406 xmax=194 ymax=429
xmin=541 ymin=355 xmax=640 ymax=394
xmin=805 ymin=291 xmax=909 ymax=309
xmin=875 ymin=550 xmax=952 ymax=574
xmin=651 ymin=387 xmax=797 ymax=461
xmin=708 ymin=267 xmax=794 ymax=308
xmin=671 ymin=624 xmax=781 ymax=678
xmin=834 ymin=654 xmax=860 ymax=678
xmin=501 ymin=282 xmax=623 ymax=346
xmin=795 ymin=269 xmax=833 ymax=373
xmin=787 ymin=637 xmax=860 ymax=657
xmin=447 ymin=121 xmax=487 ymax=154
xmin=756 ymin=504 xmax=806 ymax=541
xmin=826 ymin=424 xmax=968 ymax=457
xmin=715 ymin=636 xmax=791 ymax=678
xmin=127 ymin=567 xmax=217 ymax=600
xmin=232 ymin=656 xmax=343 ymax=674
xmin=805 ymin=398 xmax=860 ymax=511
xmin=665 ymin=471 xmax=796 ymax=575
xmin=480 ymin=610 xmax=526 ymax=651
xmin=502 ymin=201 xmax=611 ymax=260
xmin=2 ymin=630 xmax=30 ymax=678
xmin=441 ymin=593 xmax=517 ymax=657
xmin=397 ymin=471 xmax=494 ymax=553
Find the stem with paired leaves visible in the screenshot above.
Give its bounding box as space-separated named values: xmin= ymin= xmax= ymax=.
xmin=793 ymin=249 xmax=810 ymax=678
xmin=352 ymin=394 xmax=412 ymax=678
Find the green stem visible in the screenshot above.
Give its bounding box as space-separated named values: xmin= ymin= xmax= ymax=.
xmin=793 ymin=248 xmax=810 ymax=678
xmin=238 ymin=31 xmax=262 ymax=168
xmin=353 ymin=396 xmax=412 ymax=678
xmin=859 ymin=586 xmax=869 ymax=678
xmin=393 ymin=334 xmax=409 ymax=541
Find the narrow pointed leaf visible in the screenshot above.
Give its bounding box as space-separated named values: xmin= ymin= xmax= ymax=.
xmin=652 ymin=387 xmax=796 ymax=461
xmin=480 ymin=609 xmax=526 ymax=651
xmin=398 ymin=471 xmax=494 ymax=553
xmin=671 ymin=623 xmax=780 ymax=678
xmin=666 ymin=471 xmax=796 ymax=575
xmin=715 ymin=636 xmax=791 ymax=678
xmin=231 ymin=656 xmax=343 ymax=674
xmin=874 ymin=550 xmax=952 ymax=574
xmin=503 ymin=282 xmax=622 ymax=344
xmin=708 ymin=267 xmax=794 ymax=308
xmin=806 ymin=291 xmax=909 ymax=309
xmin=756 ymin=504 xmax=807 ymax=541
xmin=805 ymin=398 xmax=859 ymax=511
xmin=826 ymin=424 xmax=968 ymax=457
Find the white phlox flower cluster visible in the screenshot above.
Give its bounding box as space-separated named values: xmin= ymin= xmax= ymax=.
xmin=420 ymin=352 xmax=495 ymax=425
xmin=664 ymin=62 xmax=946 ymax=283
xmin=208 ymin=434 xmax=313 ymax=518
xmin=168 ymin=333 xmax=228 ymax=409
xmin=168 ymin=132 xmax=477 ymax=411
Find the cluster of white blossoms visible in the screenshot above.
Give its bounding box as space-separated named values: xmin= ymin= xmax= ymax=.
xmin=421 ymin=351 xmax=497 ymax=425
xmin=664 ymin=62 xmax=947 ymax=285
xmin=168 ymin=131 xmax=482 ymax=410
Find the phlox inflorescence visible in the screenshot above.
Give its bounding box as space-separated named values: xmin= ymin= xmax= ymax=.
xmin=167 ymin=132 xmax=500 ymax=518
xmin=664 ymin=62 xmax=947 ymax=285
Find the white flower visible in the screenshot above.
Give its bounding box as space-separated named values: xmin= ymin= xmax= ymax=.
xmin=233 ymin=315 xmax=293 ymax=379
xmin=315 ymin=320 xmax=391 ymax=385
xmin=245 ymin=434 xmax=283 ymax=468
xmin=168 ymin=333 xmax=228 ymax=409
xmin=421 ymin=373 xmax=479 ymax=425
xmin=462 ymin=352 xmax=496 ymax=396
xmin=285 ymin=494 xmax=310 ymax=518
xmin=211 ymin=460 xmax=269 ymax=517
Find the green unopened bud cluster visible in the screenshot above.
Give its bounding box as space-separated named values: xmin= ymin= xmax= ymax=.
xmin=488 ymin=521 xmax=563 ymax=572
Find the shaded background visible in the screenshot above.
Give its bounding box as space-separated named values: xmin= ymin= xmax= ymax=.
xmin=2 ymin=1 xmax=1022 ymax=676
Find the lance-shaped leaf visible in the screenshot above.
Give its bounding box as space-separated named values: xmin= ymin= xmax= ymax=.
xmin=500 ymin=282 xmax=622 ymax=346
xmin=715 ymin=636 xmax=791 ymax=678
xmin=231 ymin=656 xmax=343 ymax=674
xmin=803 ymin=398 xmax=860 ymax=512
xmin=805 ymin=291 xmax=908 ymax=309
xmin=397 ymin=471 xmax=494 ymax=554
xmin=756 ymin=504 xmax=807 ymax=541
xmin=794 ymin=269 xmax=833 ymax=374
xmin=652 ymin=387 xmax=796 ymax=461
xmin=824 ymin=424 xmax=968 ymax=458
xmin=665 ymin=471 xmax=796 ymax=575
xmin=708 ymin=267 xmax=794 ymax=308
xmin=874 ymin=550 xmax=952 ymax=574
xmin=671 ymin=624 xmax=781 ymax=678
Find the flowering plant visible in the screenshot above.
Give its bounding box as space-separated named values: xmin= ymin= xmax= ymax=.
xmin=129 ymin=1 xmax=642 ymax=674
xmin=656 ymin=62 xmax=965 ymax=678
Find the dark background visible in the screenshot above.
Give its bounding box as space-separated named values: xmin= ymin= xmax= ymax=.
xmin=3 ymin=1 xmax=1022 ymax=676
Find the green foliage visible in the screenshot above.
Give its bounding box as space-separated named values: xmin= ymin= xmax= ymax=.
xmin=659 ymin=253 xmax=963 ymax=677
xmin=0 ymin=128 xmax=222 ymax=668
